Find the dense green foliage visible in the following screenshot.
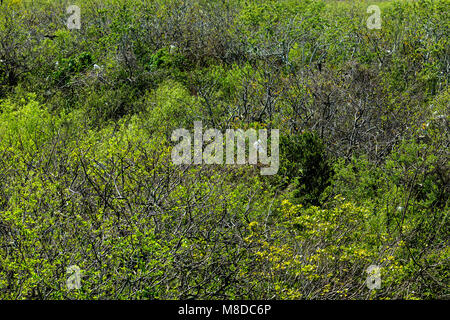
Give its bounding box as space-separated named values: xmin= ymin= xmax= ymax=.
xmin=0 ymin=0 xmax=448 ymax=299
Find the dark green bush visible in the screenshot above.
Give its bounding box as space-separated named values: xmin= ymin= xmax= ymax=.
xmin=53 ymin=52 xmax=93 ymax=86
xmin=277 ymin=131 xmax=332 ymax=206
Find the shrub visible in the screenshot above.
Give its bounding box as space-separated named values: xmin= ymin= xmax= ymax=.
xmin=276 ymin=131 xmax=332 ymax=206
